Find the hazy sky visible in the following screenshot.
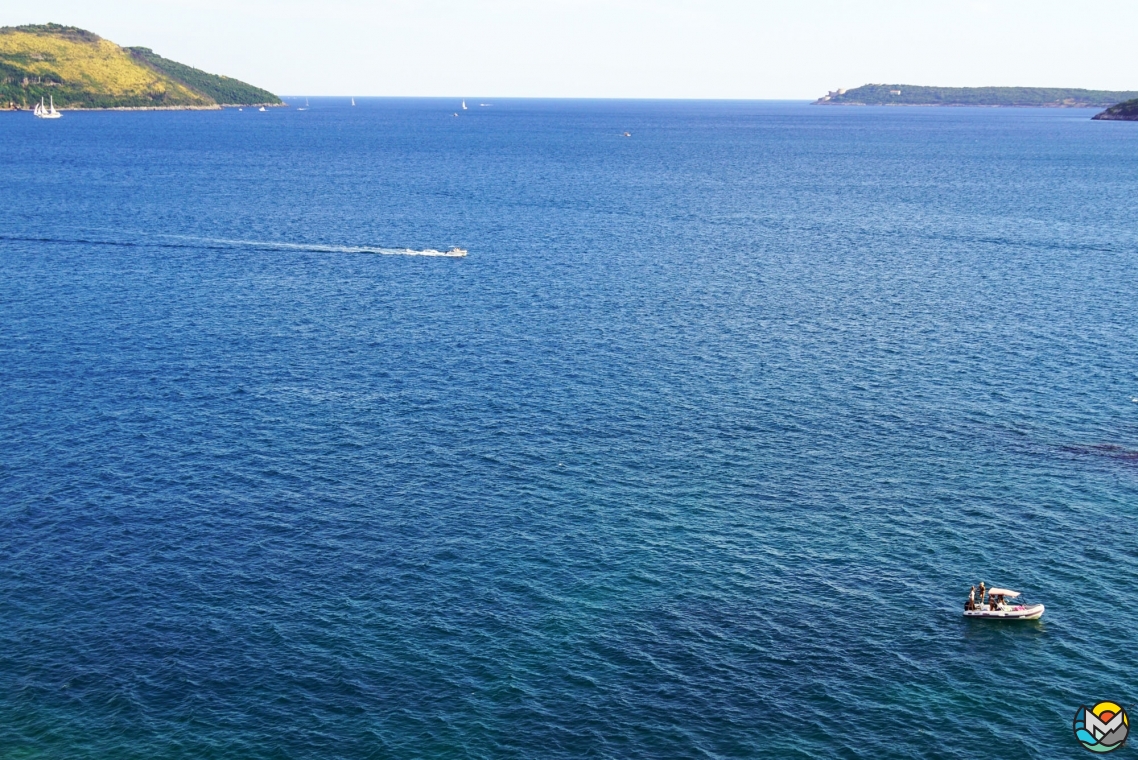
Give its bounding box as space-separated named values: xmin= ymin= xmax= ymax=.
xmin=3 ymin=1 xmax=1136 ymax=98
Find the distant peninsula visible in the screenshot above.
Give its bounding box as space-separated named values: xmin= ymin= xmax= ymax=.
xmin=1092 ymin=99 xmax=1138 ymax=121
xmin=816 ymin=84 xmax=1138 ymax=108
xmin=0 ymin=23 xmax=281 ymax=109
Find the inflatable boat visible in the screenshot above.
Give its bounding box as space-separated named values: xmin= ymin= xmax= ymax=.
xmin=963 ymin=588 xmax=1044 ymax=620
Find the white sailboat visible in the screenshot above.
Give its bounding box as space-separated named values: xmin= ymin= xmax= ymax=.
xmin=462 ymin=99 xmax=467 ymax=110
xmin=34 ymin=96 xmax=62 ymax=119
xmin=351 ymin=97 xmax=356 ymax=106
xmin=298 ymin=98 xmax=309 ymax=111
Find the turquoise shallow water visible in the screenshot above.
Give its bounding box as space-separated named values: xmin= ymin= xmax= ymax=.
xmin=1 ymin=99 xmax=1137 ymax=758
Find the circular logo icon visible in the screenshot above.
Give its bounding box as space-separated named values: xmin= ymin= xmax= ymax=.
xmin=1074 ymin=701 xmax=1129 ymax=753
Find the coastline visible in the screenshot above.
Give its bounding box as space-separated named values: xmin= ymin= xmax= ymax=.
xmin=813 ymin=102 xmax=1106 ymax=108
xmin=815 ymin=85 xmax=1138 ymax=109
xmin=2 ymin=103 xmax=287 ymax=112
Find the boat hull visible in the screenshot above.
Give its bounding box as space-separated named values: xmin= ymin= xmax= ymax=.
xmin=963 ymin=603 xmax=1044 ymax=620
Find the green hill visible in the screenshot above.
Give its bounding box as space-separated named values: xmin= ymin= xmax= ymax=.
xmin=1092 ymin=99 xmax=1138 ymax=121
xmin=817 ymin=84 xmax=1138 ymax=108
xmin=0 ymin=23 xmax=280 ymax=109
xmin=127 ymin=47 xmax=280 ymax=106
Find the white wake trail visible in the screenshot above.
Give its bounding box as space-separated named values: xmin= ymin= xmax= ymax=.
xmin=165 ymin=234 xmax=468 ymax=257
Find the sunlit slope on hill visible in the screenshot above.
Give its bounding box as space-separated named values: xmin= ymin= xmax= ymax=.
xmin=0 ymin=25 xmax=211 ymax=108
xmin=0 ymin=24 xmax=279 ymax=109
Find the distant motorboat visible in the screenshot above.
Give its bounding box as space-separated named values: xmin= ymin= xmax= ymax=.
xmin=34 ymin=96 xmax=61 ymax=119
xmin=259 ymin=106 xmax=266 ymax=112
xmin=963 ymin=587 xmax=1044 ymax=620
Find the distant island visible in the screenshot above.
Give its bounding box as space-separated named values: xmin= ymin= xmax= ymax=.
xmin=816 ymin=84 xmax=1138 ymax=108
xmin=0 ymin=23 xmax=281 ymax=109
xmin=1092 ymin=99 xmax=1138 ymax=121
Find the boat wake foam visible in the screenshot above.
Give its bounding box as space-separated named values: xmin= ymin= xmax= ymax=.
xmin=192 ymin=237 xmax=469 ymax=257
xmin=5 ymin=233 xmax=467 ymax=258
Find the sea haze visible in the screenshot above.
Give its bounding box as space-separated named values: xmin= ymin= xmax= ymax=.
xmin=1 ymin=99 xmax=1137 ymax=758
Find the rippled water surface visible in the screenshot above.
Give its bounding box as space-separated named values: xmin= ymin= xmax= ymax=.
xmin=2 ymin=100 xmax=1137 ymax=758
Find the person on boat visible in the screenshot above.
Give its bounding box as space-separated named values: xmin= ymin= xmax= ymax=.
xmin=978 ymin=582 xmax=985 ymax=607
xmin=989 ymin=594 xmax=999 ymax=611
xmin=967 ymin=585 xmax=976 ymax=610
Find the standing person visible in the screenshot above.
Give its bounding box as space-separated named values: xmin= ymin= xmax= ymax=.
xmin=978 ymin=581 xmax=985 ymax=608
xmin=968 ymin=585 xmax=976 ymax=610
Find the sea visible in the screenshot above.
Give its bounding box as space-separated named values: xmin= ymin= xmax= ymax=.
xmin=1 ymin=99 xmax=1137 ymax=758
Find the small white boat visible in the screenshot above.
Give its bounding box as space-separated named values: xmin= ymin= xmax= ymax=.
xmin=34 ymin=96 xmax=62 ymax=119
xmin=462 ymin=100 xmax=467 ymax=110
xmin=963 ymin=587 xmax=1044 ymax=620
xmin=298 ymin=98 xmax=309 ymax=111
xmin=351 ymin=97 xmax=356 ymax=106
xmin=259 ymin=106 xmax=266 ymax=112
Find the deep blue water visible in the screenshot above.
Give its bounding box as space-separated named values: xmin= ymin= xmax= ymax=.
xmin=2 ymin=99 xmax=1137 ymax=758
